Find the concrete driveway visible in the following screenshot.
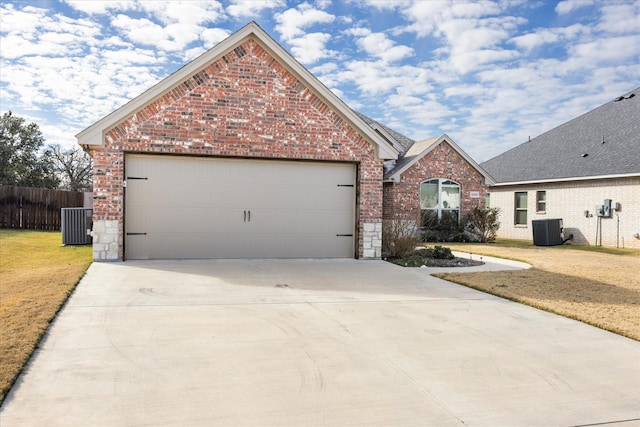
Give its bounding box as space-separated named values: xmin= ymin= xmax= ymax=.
xmin=1 ymin=258 xmax=639 ymax=426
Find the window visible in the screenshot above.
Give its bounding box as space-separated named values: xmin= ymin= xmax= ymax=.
xmin=420 ymin=179 xmax=461 ymax=224
xmin=485 ymin=193 xmax=490 ymax=209
xmin=536 ymin=191 xmax=546 ymax=213
xmin=515 ymin=192 xmax=528 ymax=225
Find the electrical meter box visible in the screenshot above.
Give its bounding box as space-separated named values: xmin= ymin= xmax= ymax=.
xmin=603 ymin=199 xmax=612 ymax=217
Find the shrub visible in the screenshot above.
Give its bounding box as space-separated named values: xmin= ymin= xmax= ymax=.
xmin=421 ymin=210 xmax=468 ymax=242
xmin=431 ymin=245 xmax=454 ymax=259
xmin=382 ymin=211 xmax=420 ymax=258
xmin=464 ymin=207 xmax=501 ymax=243
xmin=413 ymin=245 xmax=453 ymax=259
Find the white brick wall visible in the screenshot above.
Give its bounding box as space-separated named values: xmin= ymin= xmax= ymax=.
xmin=489 ymin=178 xmax=640 ymax=249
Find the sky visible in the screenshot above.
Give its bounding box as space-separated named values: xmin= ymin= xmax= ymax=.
xmin=1 ymin=0 xmax=639 ymax=163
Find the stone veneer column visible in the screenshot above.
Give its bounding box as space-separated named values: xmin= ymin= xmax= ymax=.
xmin=362 ymin=222 xmax=382 ymax=259
xmin=91 ymin=219 xmax=120 ymax=261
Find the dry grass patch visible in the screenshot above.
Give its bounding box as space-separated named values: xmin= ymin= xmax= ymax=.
xmin=0 ymin=230 xmax=92 ymax=404
xmin=434 ymin=242 xmax=640 ymax=340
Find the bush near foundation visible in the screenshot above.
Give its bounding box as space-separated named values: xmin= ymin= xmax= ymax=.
xmin=464 ymin=207 xmax=501 ymax=243
xmin=382 ymin=211 xmax=421 ymax=258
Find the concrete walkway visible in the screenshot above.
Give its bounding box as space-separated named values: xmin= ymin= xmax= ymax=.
xmin=1 ymin=258 xmax=639 ymax=426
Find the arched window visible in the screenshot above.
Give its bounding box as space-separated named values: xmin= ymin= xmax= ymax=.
xmin=420 ymin=179 xmax=461 ymax=224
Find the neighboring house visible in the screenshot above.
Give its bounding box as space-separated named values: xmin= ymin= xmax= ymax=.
xmin=77 ymin=22 xmax=488 ymax=261
xmin=481 ymin=86 xmax=640 ymax=249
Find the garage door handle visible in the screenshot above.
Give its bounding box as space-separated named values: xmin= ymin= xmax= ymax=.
xmin=127 ymin=232 xmax=147 ymax=236
xmin=244 ymin=210 xmax=246 ymax=222
xmin=248 ymin=210 xmax=251 ymax=222
xmin=244 ymin=210 xmax=251 ymax=222
xmin=336 ymin=234 xmax=353 ymax=237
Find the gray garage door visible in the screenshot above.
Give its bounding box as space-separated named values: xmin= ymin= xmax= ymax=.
xmin=124 ymin=154 xmax=356 ymax=259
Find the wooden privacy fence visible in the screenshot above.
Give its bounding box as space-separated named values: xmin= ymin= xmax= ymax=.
xmin=0 ymin=185 xmax=85 ymax=230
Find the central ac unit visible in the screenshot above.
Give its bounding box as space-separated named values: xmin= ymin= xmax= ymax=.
xmin=61 ymin=208 xmax=93 ymax=245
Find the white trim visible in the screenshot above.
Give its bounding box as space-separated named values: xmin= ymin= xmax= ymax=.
xmin=490 ymin=172 xmax=640 ymax=187
xmin=384 ymin=134 xmax=495 ymax=185
xmin=76 ymin=22 xmax=397 ymax=161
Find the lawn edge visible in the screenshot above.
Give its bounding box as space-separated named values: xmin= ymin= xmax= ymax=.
xmin=0 ymin=261 xmax=93 ymax=406
xmin=433 ymin=272 xmax=638 ymax=342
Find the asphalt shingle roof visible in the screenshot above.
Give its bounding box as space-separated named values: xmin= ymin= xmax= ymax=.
xmin=481 ymin=86 xmax=640 ymax=183
xmin=355 ymin=111 xmax=415 ymax=155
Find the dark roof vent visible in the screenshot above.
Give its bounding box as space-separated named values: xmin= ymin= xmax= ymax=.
xmin=614 ymin=93 xmax=635 ymax=101
xmin=582 ymin=153 xmax=589 ymax=158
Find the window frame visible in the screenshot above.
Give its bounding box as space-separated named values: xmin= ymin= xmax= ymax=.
xmin=514 ymin=192 xmax=528 ymax=226
xmin=536 ymin=190 xmax=546 ymax=213
xmin=420 ymin=178 xmax=461 ymax=223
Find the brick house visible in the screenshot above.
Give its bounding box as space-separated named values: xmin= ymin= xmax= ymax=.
xmin=77 ymin=22 xmax=490 ymax=260
xmin=380 ymin=132 xmax=493 ymax=224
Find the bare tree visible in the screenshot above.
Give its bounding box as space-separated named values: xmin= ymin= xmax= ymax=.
xmin=46 ymin=144 xmax=93 ymax=192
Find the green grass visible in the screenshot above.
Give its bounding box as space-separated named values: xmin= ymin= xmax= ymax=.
xmin=0 ymin=229 xmax=92 ymax=405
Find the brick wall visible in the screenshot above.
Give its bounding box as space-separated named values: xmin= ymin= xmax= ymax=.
xmin=489 ymin=178 xmax=640 ymax=249
xmin=383 ymin=142 xmax=487 ymax=220
xmin=91 ymin=37 xmax=384 ymax=260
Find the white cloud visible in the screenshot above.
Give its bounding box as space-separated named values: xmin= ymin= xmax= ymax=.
xmin=397 ymin=2 xmax=526 ymax=74
xmin=347 ymin=28 xmax=414 ymax=63
xmin=401 ymin=0 xmax=504 ymax=37
xmin=65 ymin=1 xmax=224 ymax=53
xmin=227 ymin=0 xmax=286 ymax=18
xmin=555 ymin=0 xmax=595 ymax=15
xmin=274 ymin=3 xmax=336 ymax=64
xmin=288 ymin=32 xmax=336 ymax=64
xmin=136 ymin=1 xmax=223 ymax=26
xmin=101 ymin=48 xmax=163 ymax=65
xmin=200 ymin=27 xmax=231 ymax=47
xmin=399 ymin=1 xmax=453 ymax=37
xmin=110 ymin=14 xmax=204 ymax=52
xmin=569 ymin=35 xmax=640 ymax=65
xmin=1 ymin=4 xmax=47 ymax=35
xmin=511 ymin=24 xmax=591 ymax=52
xmin=597 ymin=2 xmax=640 ymax=34
xmin=310 ymin=62 xmax=339 ymax=75
xmin=347 ymin=0 xmax=410 ymax=11
xmin=450 ymin=48 xmax=519 ymax=74
xmin=0 ymin=4 xmax=101 ymax=59
xmin=274 ymin=2 xmax=335 ymax=39
xmin=62 ymin=0 xmax=136 ymax=15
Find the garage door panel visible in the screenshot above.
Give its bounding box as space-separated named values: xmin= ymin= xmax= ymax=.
xmin=249 ymin=209 xmax=353 ymax=234
xmin=152 ymin=208 xmax=243 ymax=234
xmin=125 ymin=155 xmax=355 ymax=259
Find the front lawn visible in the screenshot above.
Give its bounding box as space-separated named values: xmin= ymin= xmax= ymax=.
xmin=435 ymin=242 xmax=640 ymax=340
xmin=0 ymin=230 xmax=92 ymax=404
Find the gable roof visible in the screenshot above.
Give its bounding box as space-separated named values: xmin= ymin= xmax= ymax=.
xmin=352 ymin=112 xmax=493 ymax=185
xmin=383 ymin=134 xmax=495 ymax=185
xmin=482 ymin=86 xmax=640 ymax=185
xmin=76 ymin=22 xmax=397 ymax=161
